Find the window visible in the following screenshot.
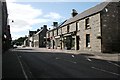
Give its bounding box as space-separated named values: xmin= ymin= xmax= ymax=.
xmin=57 ymin=29 xmax=58 ymax=36
xmin=85 ymin=18 xmax=90 ymax=29
xmin=52 ymin=31 xmax=54 ymax=36
xmin=86 ymin=34 xmax=90 ymax=48
xmin=67 ymin=25 xmax=69 ymax=33
xmin=77 ymin=22 xmax=80 ymax=31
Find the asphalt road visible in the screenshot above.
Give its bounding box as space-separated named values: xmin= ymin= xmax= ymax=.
xmin=2 ymin=48 xmax=120 ymax=79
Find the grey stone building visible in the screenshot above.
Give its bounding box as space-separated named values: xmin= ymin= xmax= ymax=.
xmin=23 ymin=38 xmax=29 ymax=47
xmin=34 ymin=25 xmax=48 ymax=48
xmin=46 ymin=1 xmax=120 ymax=53
xmin=1 ymin=0 xmax=12 ymax=52
xmin=28 ymin=31 xmax=37 ymax=47
xmin=46 ymin=21 xmax=67 ymax=49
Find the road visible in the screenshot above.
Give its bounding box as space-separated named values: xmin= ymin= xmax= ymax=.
xmin=2 ymin=47 xmax=120 ymax=79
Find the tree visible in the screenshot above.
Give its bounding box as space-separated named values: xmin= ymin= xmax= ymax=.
xmin=12 ymin=36 xmax=28 ymax=46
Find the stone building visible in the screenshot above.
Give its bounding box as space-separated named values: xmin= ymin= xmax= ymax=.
xmin=46 ymin=21 xmax=67 ymax=49
xmin=34 ymin=25 xmax=48 ymax=48
xmin=28 ymin=31 xmax=37 ymax=47
xmin=23 ymin=38 xmax=29 ymax=47
xmin=1 ymin=1 xmax=12 ymax=52
xmin=46 ymin=1 xmax=120 ymax=53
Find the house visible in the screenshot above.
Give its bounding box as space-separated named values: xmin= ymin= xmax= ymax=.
xmin=34 ymin=25 xmax=48 ymax=48
xmin=63 ymin=1 xmax=120 ymax=52
xmin=1 ymin=1 xmax=12 ymax=52
xmin=46 ymin=21 xmax=67 ymax=49
xmin=28 ymin=31 xmax=37 ymax=47
xmin=46 ymin=1 xmax=120 ymax=53
xmin=23 ymin=38 xmax=29 ymax=47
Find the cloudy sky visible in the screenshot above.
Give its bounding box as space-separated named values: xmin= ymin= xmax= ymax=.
xmin=6 ymin=0 xmax=107 ymax=40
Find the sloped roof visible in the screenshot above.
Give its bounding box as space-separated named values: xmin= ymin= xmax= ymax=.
xmin=62 ymin=2 xmax=110 ymax=26
xmin=35 ymin=29 xmax=43 ymax=35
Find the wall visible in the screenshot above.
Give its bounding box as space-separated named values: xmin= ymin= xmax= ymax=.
xmin=79 ymin=13 xmax=101 ymax=52
xmin=101 ymin=2 xmax=120 ymax=52
xmin=69 ymin=22 xmax=76 ymax=32
xmin=54 ymin=29 xmax=57 ymax=36
xmin=0 ymin=1 xmax=2 ymax=79
xmin=0 ymin=1 xmax=2 ymax=52
xmin=62 ymin=26 xmax=67 ymax=34
xmin=58 ymin=28 xmax=62 ymax=35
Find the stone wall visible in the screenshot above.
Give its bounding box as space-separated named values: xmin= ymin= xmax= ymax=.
xmin=101 ymin=2 xmax=120 ymax=52
xmin=79 ymin=13 xmax=101 ymax=52
xmin=69 ymin=22 xmax=76 ymax=32
xmin=62 ymin=26 xmax=67 ymax=34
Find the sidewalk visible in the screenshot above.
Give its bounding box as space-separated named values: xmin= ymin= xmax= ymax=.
xmin=27 ymin=47 xmax=120 ymax=62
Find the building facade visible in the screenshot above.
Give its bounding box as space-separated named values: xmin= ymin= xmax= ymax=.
xmin=46 ymin=1 xmax=120 ymax=53
xmin=28 ymin=25 xmax=48 ymax=48
xmin=28 ymin=31 xmax=37 ymax=47
xmin=1 ymin=1 xmax=12 ymax=52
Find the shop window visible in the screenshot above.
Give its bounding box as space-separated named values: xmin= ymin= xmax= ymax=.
xmin=86 ymin=34 xmax=90 ymax=48
xmin=85 ymin=18 xmax=90 ymax=29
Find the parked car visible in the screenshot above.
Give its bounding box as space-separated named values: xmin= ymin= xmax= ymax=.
xmin=13 ymin=45 xmax=17 ymax=48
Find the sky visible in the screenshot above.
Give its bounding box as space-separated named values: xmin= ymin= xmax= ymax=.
xmin=6 ymin=0 xmax=109 ymax=40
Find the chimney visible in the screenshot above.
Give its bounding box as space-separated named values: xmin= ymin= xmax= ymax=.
xmin=37 ymin=29 xmax=40 ymax=32
xmin=43 ymin=25 xmax=47 ymax=29
xmin=71 ymin=9 xmax=78 ymax=17
xmin=53 ymin=22 xmax=58 ymax=28
xmin=41 ymin=27 xmax=43 ymax=29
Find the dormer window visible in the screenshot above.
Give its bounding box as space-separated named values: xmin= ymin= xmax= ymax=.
xmin=85 ymin=18 xmax=90 ymax=29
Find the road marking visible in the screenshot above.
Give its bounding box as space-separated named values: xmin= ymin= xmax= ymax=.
xmin=71 ymin=55 xmax=75 ymax=58
xmin=85 ymin=57 xmax=92 ymax=62
xmin=63 ymin=59 xmax=77 ymax=64
xmin=16 ymin=54 xmax=28 ymax=80
xmin=56 ymin=57 xmax=77 ymax=64
xmin=55 ymin=57 xmax=59 ymax=59
xmin=107 ymin=61 xmax=120 ymax=68
xmin=91 ymin=66 xmax=120 ymax=76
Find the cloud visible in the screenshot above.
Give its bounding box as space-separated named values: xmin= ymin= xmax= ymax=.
xmin=44 ymin=12 xmax=64 ymax=20
xmin=7 ymin=2 xmax=49 ymax=40
xmin=7 ymin=1 xmax=64 ymax=40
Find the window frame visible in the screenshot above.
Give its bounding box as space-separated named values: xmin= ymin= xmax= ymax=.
xmin=85 ymin=18 xmax=90 ymax=29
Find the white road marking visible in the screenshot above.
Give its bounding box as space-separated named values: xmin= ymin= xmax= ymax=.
xmin=71 ymin=55 xmax=75 ymax=58
xmin=85 ymin=56 xmax=92 ymax=62
xmin=107 ymin=61 xmax=120 ymax=68
xmin=55 ymin=57 xmax=59 ymax=59
xmin=87 ymin=58 xmax=92 ymax=62
xmin=56 ymin=57 xmax=77 ymax=64
xmin=91 ymin=66 xmax=120 ymax=76
xmin=15 ymin=54 xmax=28 ymax=80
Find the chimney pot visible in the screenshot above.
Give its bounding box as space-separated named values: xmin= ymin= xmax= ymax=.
xmin=71 ymin=9 xmax=78 ymax=17
xmin=53 ymin=22 xmax=58 ymax=28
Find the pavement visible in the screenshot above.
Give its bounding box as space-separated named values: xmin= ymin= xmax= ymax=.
xmin=25 ymin=47 xmax=120 ymax=62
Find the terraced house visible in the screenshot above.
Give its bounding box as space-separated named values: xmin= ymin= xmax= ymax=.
xmin=1 ymin=0 xmax=12 ymax=52
xmin=46 ymin=1 xmax=120 ymax=53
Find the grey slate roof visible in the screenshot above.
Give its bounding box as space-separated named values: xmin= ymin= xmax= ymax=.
xmin=62 ymin=2 xmax=110 ymax=26
xmin=35 ymin=29 xmax=43 ymax=35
